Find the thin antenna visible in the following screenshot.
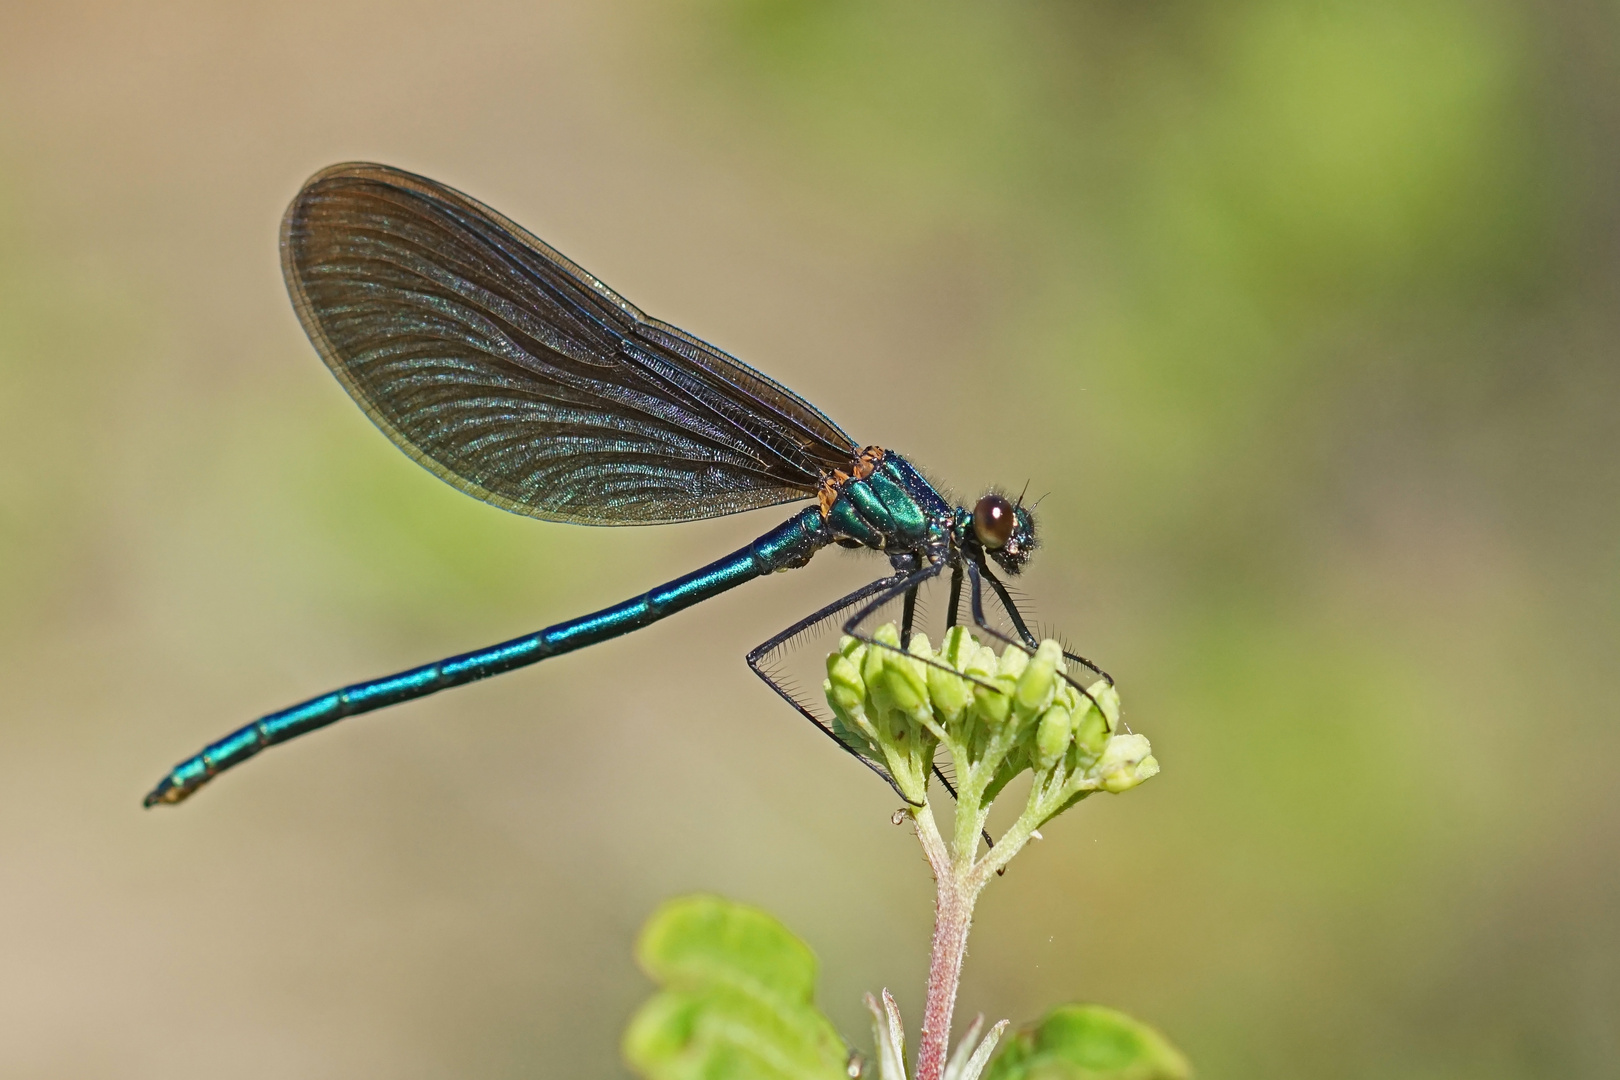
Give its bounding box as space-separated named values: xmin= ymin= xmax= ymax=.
xmin=1015 ymin=479 xmax=1031 ymax=510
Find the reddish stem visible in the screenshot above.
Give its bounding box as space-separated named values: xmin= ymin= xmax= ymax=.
xmin=916 ymin=873 xmax=974 ymax=1080
xmin=910 ymin=807 xmax=980 ymax=1080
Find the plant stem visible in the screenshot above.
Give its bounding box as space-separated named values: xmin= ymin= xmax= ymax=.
xmin=912 ymin=797 xmax=1048 ymax=1080
xmin=918 ymin=875 xmax=974 ymax=1080
xmin=913 ymin=807 xmax=977 ymax=1080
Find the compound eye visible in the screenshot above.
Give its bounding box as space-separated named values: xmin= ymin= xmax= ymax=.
xmin=973 ymin=494 xmax=1016 ymax=549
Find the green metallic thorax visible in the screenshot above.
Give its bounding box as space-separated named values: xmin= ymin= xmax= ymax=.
xmin=823 ymin=453 xmax=953 ymax=556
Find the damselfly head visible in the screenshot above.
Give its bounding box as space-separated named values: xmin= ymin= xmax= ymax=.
xmin=971 ymin=493 xmax=1038 ymax=574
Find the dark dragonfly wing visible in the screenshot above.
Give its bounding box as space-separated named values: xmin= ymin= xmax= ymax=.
xmin=280 ymin=163 xmax=858 ymax=525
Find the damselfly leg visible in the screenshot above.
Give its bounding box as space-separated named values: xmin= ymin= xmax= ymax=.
xmin=746 ymin=572 xmax=914 ymax=799
xmin=964 ymin=559 xmax=1112 ymax=730
xmin=748 ymin=563 xmax=976 ymax=807
xmin=975 ymin=559 xmax=1111 ymax=685
xmin=944 ymin=564 xmax=964 ymax=632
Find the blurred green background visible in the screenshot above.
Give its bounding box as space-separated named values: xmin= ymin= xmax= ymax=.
xmin=2 ymin=1 xmax=1616 ymax=1076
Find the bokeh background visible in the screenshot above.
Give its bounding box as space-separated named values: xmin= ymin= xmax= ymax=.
xmin=3 ymin=1 xmax=1617 ymax=1076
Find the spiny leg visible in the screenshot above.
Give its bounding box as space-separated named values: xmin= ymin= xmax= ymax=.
xmin=945 ymin=558 xmax=1014 ymax=850
xmin=840 ymin=561 xmax=941 ymax=643
xmin=977 ymin=560 xmax=1110 ymax=684
xmin=945 ymin=564 xmax=963 ymax=631
xmin=745 ymin=570 xmax=969 ymax=810
xmin=966 ymin=558 xmax=1110 ymax=729
xmin=747 ymin=573 xmax=918 ymax=802
xmin=896 ymin=570 xmax=979 ymax=811
xmin=842 ymin=562 xmax=1011 ymax=699
xmin=964 ymin=557 xmax=1031 ymax=656
xmin=843 ymin=562 xmax=976 ymax=674
xmin=900 ymin=585 xmax=919 ymax=650
xmin=836 ymin=561 xmax=998 ymax=842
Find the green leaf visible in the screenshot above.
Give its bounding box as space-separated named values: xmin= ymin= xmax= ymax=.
xmin=625 ymin=895 xmax=851 ymax=1080
xmin=983 ymin=1005 xmax=1190 ymax=1080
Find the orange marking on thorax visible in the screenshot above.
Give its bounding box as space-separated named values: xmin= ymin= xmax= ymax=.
xmin=817 ymin=446 xmax=887 ymax=519
xmin=852 ymin=445 xmax=885 ymax=480
xmin=816 ymin=474 xmax=844 ymax=518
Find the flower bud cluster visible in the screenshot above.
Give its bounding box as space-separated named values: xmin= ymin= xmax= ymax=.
xmin=824 ymin=624 xmax=1157 ymax=830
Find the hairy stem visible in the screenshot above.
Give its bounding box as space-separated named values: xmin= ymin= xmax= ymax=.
xmin=913 ymin=809 xmax=972 ymax=1080
xmin=919 ymin=874 xmax=974 ymax=1080
xmin=913 ymin=795 xmax=1050 ymax=1080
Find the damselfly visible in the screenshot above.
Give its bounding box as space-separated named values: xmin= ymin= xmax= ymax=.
xmin=143 ymin=163 xmax=1107 ymax=808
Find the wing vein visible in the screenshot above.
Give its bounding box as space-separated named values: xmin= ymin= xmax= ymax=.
xmin=280 ymin=163 xmax=860 ymax=526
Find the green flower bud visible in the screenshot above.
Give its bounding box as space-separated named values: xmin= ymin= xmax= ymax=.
xmin=954 ymin=642 xmax=1006 ymax=727
xmin=1034 ymin=704 xmax=1072 ymax=770
xmin=1090 ymin=680 xmax=1121 ymax=731
xmin=974 ymin=679 xmax=1012 ymax=727
xmin=824 ymin=680 xmax=875 ymax=756
xmin=962 ymin=644 xmax=998 ymax=683
xmin=861 ymin=626 xmax=896 ymax=698
xmin=1098 ymin=734 xmax=1159 ymax=793
xmin=1015 ymin=640 xmax=1063 ymax=716
xmin=825 ymin=653 xmax=865 ymax=718
xmin=1071 ymin=679 xmax=1120 ymax=761
xmin=1073 ymin=703 xmax=1110 ymax=761
xmin=865 ymin=622 xmax=902 ymax=658
xmin=881 ymin=653 xmax=928 ymax=715
xmin=938 ymin=625 xmax=975 ymax=671
xmin=1053 ymin=673 xmax=1081 ymax=713
xmin=821 ymin=624 xmax=1146 ymax=843
xmin=927 ymin=651 xmax=972 ymax=727
xmin=856 ymin=624 xmax=928 ymax=719
xmin=907 ymin=632 xmax=934 ymax=661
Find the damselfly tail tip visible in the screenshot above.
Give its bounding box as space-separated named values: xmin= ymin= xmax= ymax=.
xmin=142 ymin=774 xmax=198 ymax=808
